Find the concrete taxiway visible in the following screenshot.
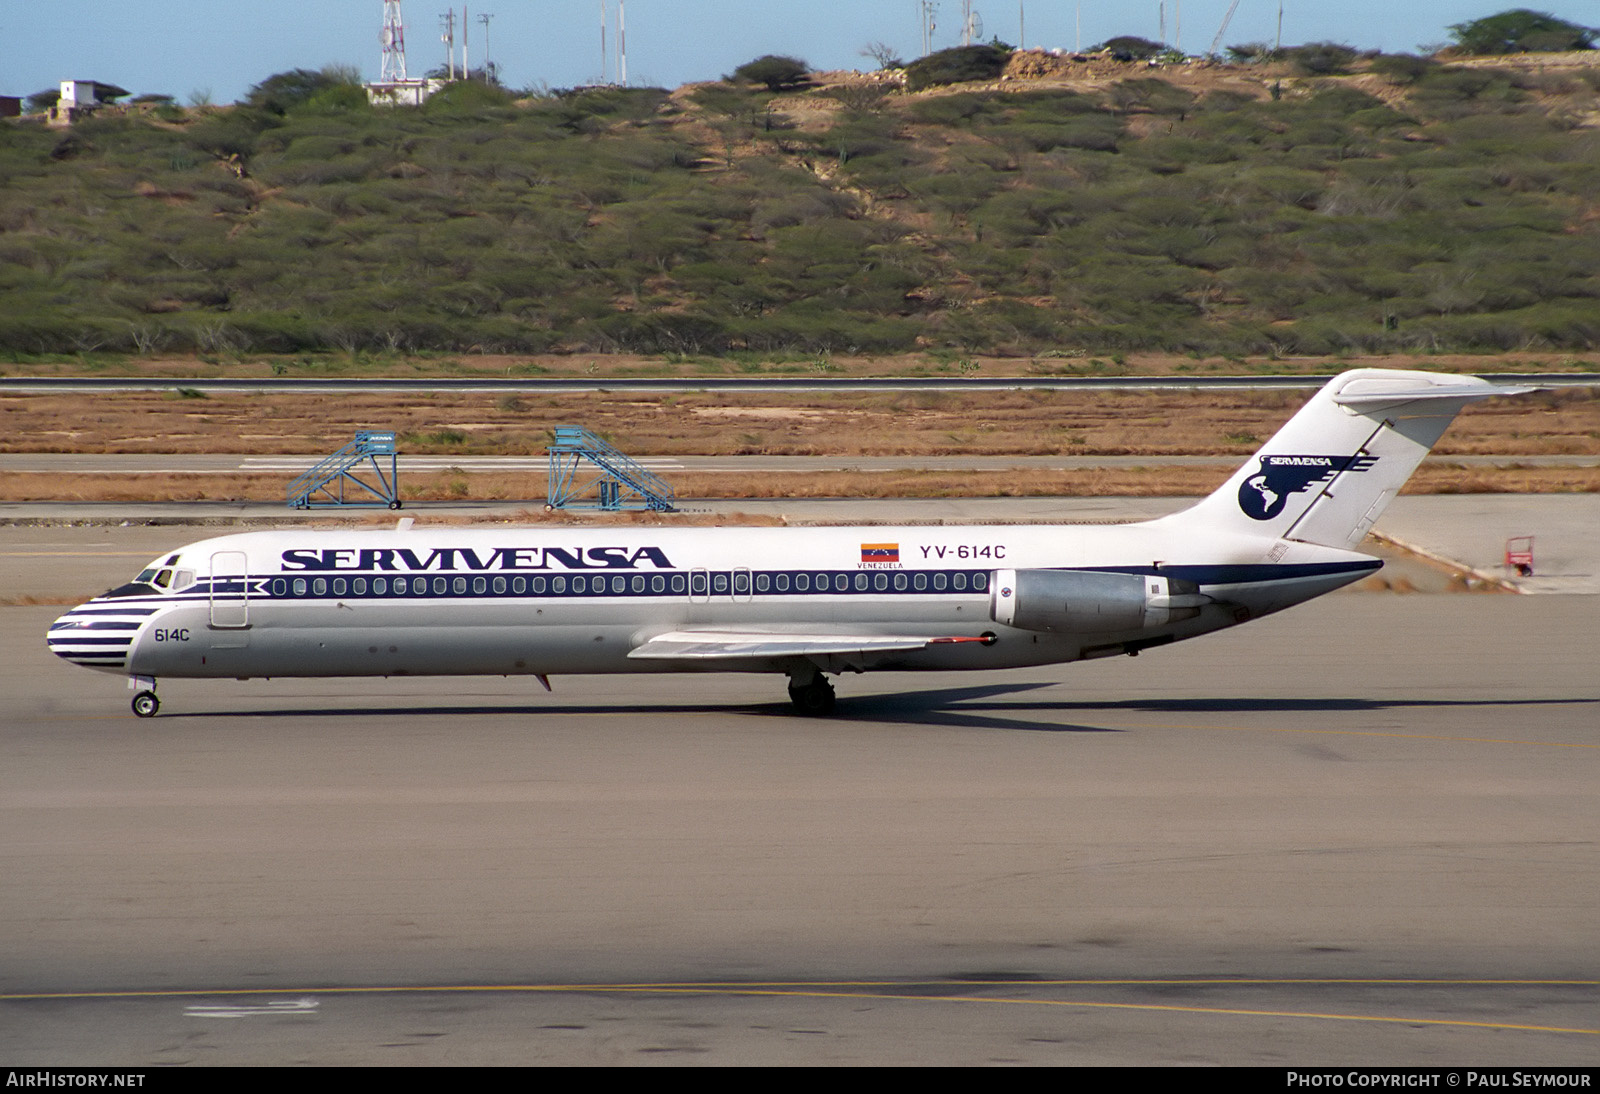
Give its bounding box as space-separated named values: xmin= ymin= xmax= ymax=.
xmin=1 ymin=504 xmax=1596 ymax=1064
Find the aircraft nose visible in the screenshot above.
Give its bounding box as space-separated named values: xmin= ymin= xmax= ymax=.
xmin=46 ymin=603 xmax=137 ymax=670
xmin=46 ymin=607 xmax=85 ymax=661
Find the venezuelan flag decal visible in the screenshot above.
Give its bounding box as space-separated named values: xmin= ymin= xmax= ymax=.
xmin=860 ymin=543 xmax=899 ymax=564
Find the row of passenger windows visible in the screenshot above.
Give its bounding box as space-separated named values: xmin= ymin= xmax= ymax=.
xmin=265 ymin=570 xmax=990 ymax=599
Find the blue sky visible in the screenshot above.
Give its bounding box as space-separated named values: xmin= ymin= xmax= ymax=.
xmin=3 ymin=1 xmax=1592 ymax=103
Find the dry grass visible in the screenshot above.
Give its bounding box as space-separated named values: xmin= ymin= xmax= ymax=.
xmin=3 ymin=384 xmax=1596 ymax=460
xmin=4 ymin=359 xmax=1593 ymax=504
xmin=3 ymin=464 xmax=1593 ymax=505
xmin=7 ymin=350 xmax=1597 ymax=382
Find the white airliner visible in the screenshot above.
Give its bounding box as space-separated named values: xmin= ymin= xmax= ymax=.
xmin=47 ymin=369 xmax=1524 ymax=718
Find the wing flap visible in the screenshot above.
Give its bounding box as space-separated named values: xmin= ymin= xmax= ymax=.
xmin=628 ymin=630 xmax=979 ymax=661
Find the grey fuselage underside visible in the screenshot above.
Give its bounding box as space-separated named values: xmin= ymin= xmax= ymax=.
xmin=98 ymin=567 xmax=1364 ymax=680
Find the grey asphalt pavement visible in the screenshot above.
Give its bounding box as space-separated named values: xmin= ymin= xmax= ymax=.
xmin=0 ymin=512 xmax=1596 ymax=1064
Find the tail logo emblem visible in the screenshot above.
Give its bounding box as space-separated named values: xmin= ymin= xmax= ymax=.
xmin=1239 ymin=455 xmax=1378 ymax=520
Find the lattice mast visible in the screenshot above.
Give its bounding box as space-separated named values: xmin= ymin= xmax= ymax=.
xmin=380 ymin=0 xmax=408 ymax=82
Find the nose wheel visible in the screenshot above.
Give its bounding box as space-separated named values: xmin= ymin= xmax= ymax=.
xmin=131 ymin=690 xmax=160 ymax=718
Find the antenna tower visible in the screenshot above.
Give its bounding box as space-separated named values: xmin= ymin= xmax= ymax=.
xmin=599 ymin=2 xmax=626 ymax=86
xmin=380 ymin=0 xmax=408 ymax=82
xmin=618 ymin=0 xmax=627 ymax=87
xmin=478 ymin=12 xmax=493 ymax=81
xmin=960 ymin=1 xmax=977 ymax=46
xmin=441 ymin=9 xmax=457 ymax=79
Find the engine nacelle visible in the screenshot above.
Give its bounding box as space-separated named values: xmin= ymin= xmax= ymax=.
xmin=989 ymin=568 xmax=1209 ymax=634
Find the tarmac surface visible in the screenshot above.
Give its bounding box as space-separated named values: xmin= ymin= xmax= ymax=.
xmin=1 ymin=499 xmax=1597 ymax=1064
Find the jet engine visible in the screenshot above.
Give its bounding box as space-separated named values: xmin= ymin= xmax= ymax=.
xmin=989 ymin=569 xmax=1209 ymax=633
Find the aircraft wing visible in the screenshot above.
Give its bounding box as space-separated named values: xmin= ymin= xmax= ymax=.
xmin=628 ymin=630 xmax=986 ymax=661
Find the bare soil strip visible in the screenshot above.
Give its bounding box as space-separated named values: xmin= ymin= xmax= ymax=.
xmin=3 ymin=464 xmax=1594 ymax=505
xmin=5 ymin=357 xmax=1594 ymax=502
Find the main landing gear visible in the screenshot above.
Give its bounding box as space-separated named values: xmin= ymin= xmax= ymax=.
xmin=129 ymin=675 xmax=159 ymax=718
xmin=786 ymin=670 xmax=836 ymax=717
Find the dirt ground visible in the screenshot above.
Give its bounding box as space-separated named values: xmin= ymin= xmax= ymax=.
xmin=2 ymin=355 xmax=1595 ymax=502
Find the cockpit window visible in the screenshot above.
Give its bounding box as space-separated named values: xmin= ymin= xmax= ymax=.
xmin=106 ymin=565 xmax=166 ymax=599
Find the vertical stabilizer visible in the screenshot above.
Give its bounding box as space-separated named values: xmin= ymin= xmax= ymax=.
xmin=1165 ymin=370 xmax=1525 ymax=551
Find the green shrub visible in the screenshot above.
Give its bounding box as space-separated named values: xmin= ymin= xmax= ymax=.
xmin=1225 ymin=43 xmax=1276 ymax=63
xmin=904 ymin=45 xmax=1010 ymax=92
xmin=1281 ymin=42 xmax=1359 ymax=75
xmin=1094 ymin=36 xmax=1164 ymax=61
xmin=730 ymin=55 xmax=809 ymax=92
xmin=302 ymin=84 xmax=372 ymax=115
xmin=425 ymin=80 xmax=516 ymax=113
xmin=1369 ymin=53 xmax=1437 ymax=85
xmin=1449 ymin=10 xmax=1597 ymax=54
xmin=908 ymin=93 xmax=1001 ymax=126
xmin=246 ymin=67 xmax=361 ymax=115
xmin=1109 ymin=78 xmax=1195 ymax=116
xmin=185 ymin=109 xmax=279 ymax=161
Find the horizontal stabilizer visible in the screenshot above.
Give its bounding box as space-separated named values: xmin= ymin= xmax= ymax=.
xmin=1332 ymin=377 xmax=1534 ymax=410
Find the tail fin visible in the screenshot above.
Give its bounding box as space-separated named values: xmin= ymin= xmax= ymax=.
xmin=1168 ymin=369 xmax=1528 ymax=551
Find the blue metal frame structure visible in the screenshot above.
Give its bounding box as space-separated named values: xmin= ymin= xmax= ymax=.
xmin=287 ymin=431 xmax=402 ymax=509
xmin=546 ymin=426 xmax=675 ymax=512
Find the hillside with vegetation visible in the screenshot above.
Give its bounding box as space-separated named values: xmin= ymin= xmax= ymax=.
xmin=3 ymin=46 xmax=1599 ymax=362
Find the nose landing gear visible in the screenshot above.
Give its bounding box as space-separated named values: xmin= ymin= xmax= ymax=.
xmin=128 ymin=675 xmax=159 ymax=718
